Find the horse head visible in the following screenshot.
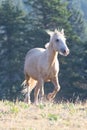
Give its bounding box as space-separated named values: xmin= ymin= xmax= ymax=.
xmin=47 ymin=29 xmax=70 ymax=56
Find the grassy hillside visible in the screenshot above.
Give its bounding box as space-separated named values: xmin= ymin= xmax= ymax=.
xmin=0 ymin=101 xmax=87 ymax=130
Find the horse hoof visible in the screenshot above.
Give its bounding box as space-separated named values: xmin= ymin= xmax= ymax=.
xmin=47 ymin=93 xmax=53 ymax=101
xmin=27 ymin=100 xmax=31 ymax=105
xmin=34 ymin=101 xmax=39 ymax=106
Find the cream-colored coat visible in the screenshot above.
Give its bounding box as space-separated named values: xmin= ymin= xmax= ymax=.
xmin=22 ymin=29 xmax=69 ymax=104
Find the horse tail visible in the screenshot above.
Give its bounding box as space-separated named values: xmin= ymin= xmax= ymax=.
xmin=21 ymin=80 xmax=27 ymax=95
xmin=21 ymin=78 xmax=37 ymax=95
xmin=21 ymin=80 xmax=27 ymax=86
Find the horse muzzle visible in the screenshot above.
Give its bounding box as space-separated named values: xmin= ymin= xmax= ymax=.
xmin=60 ymin=48 xmax=70 ymax=56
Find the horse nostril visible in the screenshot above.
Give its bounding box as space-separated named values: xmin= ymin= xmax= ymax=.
xmin=63 ymin=49 xmax=66 ymax=54
xmin=61 ymin=48 xmax=66 ymax=54
xmin=61 ymin=48 xmax=69 ymax=56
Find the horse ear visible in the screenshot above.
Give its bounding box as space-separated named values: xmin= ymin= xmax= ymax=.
xmin=46 ymin=30 xmax=53 ymax=36
xmin=45 ymin=42 xmax=50 ymax=48
xmin=61 ymin=29 xmax=64 ymax=35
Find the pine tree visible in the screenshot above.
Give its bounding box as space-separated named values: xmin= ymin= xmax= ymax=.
xmin=0 ymin=0 xmax=28 ymax=100
xmin=67 ymin=0 xmax=86 ymax=40
xmin=25 ymin=0 xmax=71 ymax=30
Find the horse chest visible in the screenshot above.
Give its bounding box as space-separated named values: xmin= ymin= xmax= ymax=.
xmin=41 ymin=62 xmax=59 ymax=81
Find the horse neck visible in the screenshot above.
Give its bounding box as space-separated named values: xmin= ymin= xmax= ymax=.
xmin=46 ymin=42 xmax=58 ymax=66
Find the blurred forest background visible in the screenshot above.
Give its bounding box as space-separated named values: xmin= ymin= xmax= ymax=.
xmin=0 ymin=0 xmax=87 ymax=102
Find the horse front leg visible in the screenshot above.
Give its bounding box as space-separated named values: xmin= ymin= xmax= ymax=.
xmin=47 ymin=76 xmax=60 ymax=101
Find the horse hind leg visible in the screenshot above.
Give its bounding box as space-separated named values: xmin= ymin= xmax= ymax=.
xmin=24 ymin=76 xmax=38 ymax=104
xmin=34 ymin=79 xmax=44 ymax=105
xmin=24 ymin=74 xmax=31 ymax=104
xmin=27 ymin=86 xmax=31 ymax=104
xmin=39 ymin=85 xmax=44 ymax=103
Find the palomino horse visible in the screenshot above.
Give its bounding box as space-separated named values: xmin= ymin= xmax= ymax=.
xmin=22 ymin=29 xmax=69 ymax=105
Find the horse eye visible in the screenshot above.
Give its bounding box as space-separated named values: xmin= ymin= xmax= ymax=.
xmin=56 ymin=39 xmax=59 ymax=42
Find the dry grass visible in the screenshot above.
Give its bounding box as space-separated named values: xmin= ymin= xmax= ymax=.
xmin=0 ymin=100 xmax=87 ymax=130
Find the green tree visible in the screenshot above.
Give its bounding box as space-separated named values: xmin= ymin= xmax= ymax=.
xmin=0 ymin=0 xmax=28 ymax=100
xmin=67 ymin=0 xmax=86 ymax=40
xmin=25 ymin=0 xmax=71 ymax=30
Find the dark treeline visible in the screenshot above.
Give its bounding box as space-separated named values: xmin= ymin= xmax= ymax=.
xmin=0 ymin=0 xmax=87 ymax=101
